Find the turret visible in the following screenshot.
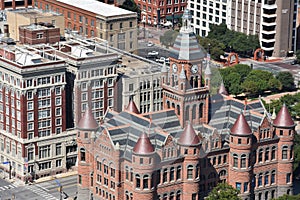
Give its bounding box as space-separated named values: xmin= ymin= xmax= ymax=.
xmin=76 ymin=107 xmax=99 ymax=199
xmin=179 ymin=64 xmax=186 ymax=91
xmin=161 ymin=61 xmax=168 ymax=84
xmin=132 ymin=133 xmax=155 ymax=199
xmin=125 ymin=98 xmax=140 ymax=114
xmin=272 ymin=104 xmax=295 ymax=196
xmin=228 ymin=113 xmax=253 ymax=199
xmin=177 ymin=122 xmax=201 ymax=199
xmin=205 ymin=60 xmax=211 ymax=90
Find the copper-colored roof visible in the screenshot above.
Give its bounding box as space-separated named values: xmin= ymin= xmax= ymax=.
xmin=218 ymin=82 xmax=228 ymax=95
xmin=273 ymin=104 xmax=294 ymax=127
xmin=133 ymin=133 xmax=154 ymax=154
xmin=126 ymin=99 xmax=140 ymax=114
xmin=178 ymin=122 xmax=200 ymax=146
xmin=230 ymin=113 xmax=252 ymax=136
xmin=77 ymin=107 xmax=99 ymax=130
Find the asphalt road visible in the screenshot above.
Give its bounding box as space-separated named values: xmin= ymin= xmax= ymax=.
xmin=0 ymin=175 xmax=77 ymax=200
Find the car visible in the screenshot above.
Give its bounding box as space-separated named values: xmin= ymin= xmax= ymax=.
xmin=156 ymin=57 xmax=165 ymax=63
xmin=147 ymin=41 xmax=154 ymax=47
xmin=148 ymin=51 xmax=159 ymax=56
xmin=291 ymin=60 xmax=297 ymax=65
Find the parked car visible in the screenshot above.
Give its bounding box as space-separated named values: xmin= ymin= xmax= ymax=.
xmin=147 ymin=41 xmax=154 ymax=47
xmin=156 ymin=57 xmax=165 ymax=63
xmin=291 ymin=60 xmax=298 ymax=65
xmin=148 ymin=51 xmax=159 ymax=56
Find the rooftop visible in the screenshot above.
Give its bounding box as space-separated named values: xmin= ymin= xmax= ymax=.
xmin=57 ymin=0 xmax=135 ymax=17
xmin=7 ymin=8 xmax=62 ymax=17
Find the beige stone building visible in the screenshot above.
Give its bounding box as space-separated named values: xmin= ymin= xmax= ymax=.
xmin=6 ymin=8 xmax=64 ymax=41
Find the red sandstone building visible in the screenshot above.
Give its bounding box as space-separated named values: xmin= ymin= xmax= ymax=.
xmin=136 ymin=0 xmax=187 ymax=26
xmin=76 ymin=10 xmax=295 ymax=200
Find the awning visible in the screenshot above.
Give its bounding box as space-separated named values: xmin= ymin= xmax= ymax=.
xmin=166 ymin=14 xmax=182 ymax=20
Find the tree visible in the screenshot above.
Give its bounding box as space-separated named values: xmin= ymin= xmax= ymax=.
xmin=233 ymin=64 xmax=251 ymax=81
xmin=276 ymin=72 xmax=295 ymax=91
xmin=197 ymin=36 xmax=225 ymax=60
xmin=119 ymin=0 xmax=140 ymax=21
xmin=273 ymin=194 xmax=300 ymax=200
xmin=206 ymin=183 xmax=242 ymax=200
xmin=160 ymin=30 xmax=179 ymax=48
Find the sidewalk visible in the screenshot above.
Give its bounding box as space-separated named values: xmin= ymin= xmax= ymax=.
xmin=34 ymin=170 xmax=78 ymax=184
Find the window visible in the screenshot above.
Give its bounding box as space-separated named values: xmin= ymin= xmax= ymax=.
xmin=241 ymin=154 xmax=246 ymax=168
xmin=282 ymin=146 xmax=288 ymax=159
xmin=163 ymin=168 xmax=167 ymax=182
xmin=177 ymin=166 xmax=181 ymax=180
xmin=258 ymin=173 xmax=262 ymax=186
xmin=238 ymin=138 xmax=241 ymax=144
xmin=129 ymin=21 xmax=133 ymax=27
xmin=56 ymin=143 xmax=62 ymax=155
xmin=233 ymin=154 xmax=238 ymax=167
xmin=56 ymin=159 xmax=62 ymax=167
xmin=136 ymin=174 xmax=140 ymax=188
xmin=39 ymin=145 xmax=51 ymax=159
xmin=170 ymin=167 xmax=174 ymax=181
xmin=143 ymin=175 xmax=149 ymax=189
xmin=187 ymin=165 xmax=193 ymax=179
xmin=244 ymin=182 xmax=248 ymax=192
xmin=236 ymin=182 xmax=241 ymax=191
xmin=265 ymin=148 xmax=269 ymax=161
xmin=271 ymin=146 xmax=276 ymax=160
xmin=286 ymin=173 xmax=291 ymax=183
xmin=80 ymin=148 xmax=86 ymax=161
xmin=271 ymin=171 xmax=275 ymax=184
xmin=258 ymin=149 xmax=263 ymax=162
xmin=265 ymin=172 xmax=269 ymax=185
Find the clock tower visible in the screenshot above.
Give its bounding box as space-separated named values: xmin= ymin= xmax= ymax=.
xmin=161 ymin=9 xmax=210 ymax=127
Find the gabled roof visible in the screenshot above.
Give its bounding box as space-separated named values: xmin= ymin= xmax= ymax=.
xmin=230 ymin=113 xmax=252 ymax=136
xmin=133 ymin=133 xmax=154 ymax=155
xmin=273 ymin=104 xmax=294 ymax=127
xmin=178 ymin=121 xmax=200 ymax=146
xmin=77 ymin=107 xmax=99 ymax=130
xmin=125 ymin=99 xmax=140 ymax=114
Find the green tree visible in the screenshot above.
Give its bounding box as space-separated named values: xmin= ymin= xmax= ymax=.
xmin=119 ymin=0 xmax=140 ymax=13
xmin=276 ymin=72 xmax=295 ymax=91
xmin=206 ymin=183 xmax=241 ymax=200
xmin=227 ymin=72 xmax=242 ymax=95
xmin=160 ymin=30 xmax=179 ymax=48
xmin=241 ymin=79 xmax=259 ymax=95
xmin=233 ymin=64 xmax=251 ymax=81
xmin=196 ymin=36 xmax=225 ymax=60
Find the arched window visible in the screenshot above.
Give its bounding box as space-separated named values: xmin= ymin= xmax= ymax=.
xmin=143 ymin=175 xmax=149 ymax=189
xmin=219 ymin=170 xmax=227 ymax=177
xmin=265 ymin=148 xmax=269 ymax=161
xmin=282 ymin=146 xmax=288 ymax=159
xmin=258 ymin=149 xmax=263 ymax=162
xmin=192 ymin=105 xmax=196 ymax=120
xmin=170 ymin=192 xmax=175 ymax=200
xmin=187 ymin=165 xmax=193 ymax=179
xmin=177 ymin=105 xmax=180 ymax=115
xmin=233 ymin=154 xmax=238 ymax=167
xmin=130 ymin=168 xmax=133 ymax=182
xmin=163 ymin=193 xmax=168 ymax=200
xmin=185 ymin=105 xmax=190 ymax=121
xmin=170 ymin=167 xmax=175 ymax=181
xmin=125 ymin=166 xmax=129 ymax=180
xmin=196 ymin=164 xmax=200 ymax=179
xmin=199 ymin=103 xmax=203 ymax=118
xmin=265 ymin=172 xmax=269 ymax=185
xmin=258 ymin=173 xmax=262 ymax=186
xmin=163 ymin=168 xmax=168 ymax=182
xmin=241 ymin=154 xmax=246 ymax=168
xmin=290 ymin=145 xmax=293 ymax=159
xmin=80 ymin=148 xmax=86 ymax=161
xmin=167 ymin=101 xmax=170 ymax=109
xmin=265 ymin=191 xmax=269 ymax=200
xmin=176 ymin=191 xmax=181 ymax=200
xmin=271 ymin=170 xmax=276 ymax=184
xmin=176 ymin=166 xmax=181 ymax=180
xmin=271 ymin=146 xmax=276 ymax=160
xmin=135 ymin=174 xmax=140 ymax=188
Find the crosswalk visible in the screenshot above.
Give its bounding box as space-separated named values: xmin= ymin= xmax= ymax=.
xmin=27 ymin=185 xmax=58 ymax=200
xmin=0 ymin=183 xmax=19 ymax=191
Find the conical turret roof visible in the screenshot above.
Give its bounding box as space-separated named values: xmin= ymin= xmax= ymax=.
xmin=126 ymin=99 xmax=140 ymax=114
xmin=178 ymin=122 xmax=200 ymax=146
xmin=273 ymin=104 xmax=294 ymax=127
xmin=218 ymin=82 xmax=228 ymax=95
xmin=77 ymin=107 xmax=99 ymax=130
xmin=179 ymin=65 xmax=186 ymax=79
xmin=230 ymin=113 xmax=252 ymax=136
xmin=133 ymin=133 xmax=154 ymax=154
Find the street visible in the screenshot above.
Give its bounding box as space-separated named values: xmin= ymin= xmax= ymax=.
xmin=0 ymin=175 xmax=77 ymax=200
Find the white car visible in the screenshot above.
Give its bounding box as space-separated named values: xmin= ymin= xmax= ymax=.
xmin=148 ymin=51 xmax=159 ymax=56
xmin=156 ymin=57 xmax=165 ymax=63
xmin=147 ymin=41 xmax=154 ymax=47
